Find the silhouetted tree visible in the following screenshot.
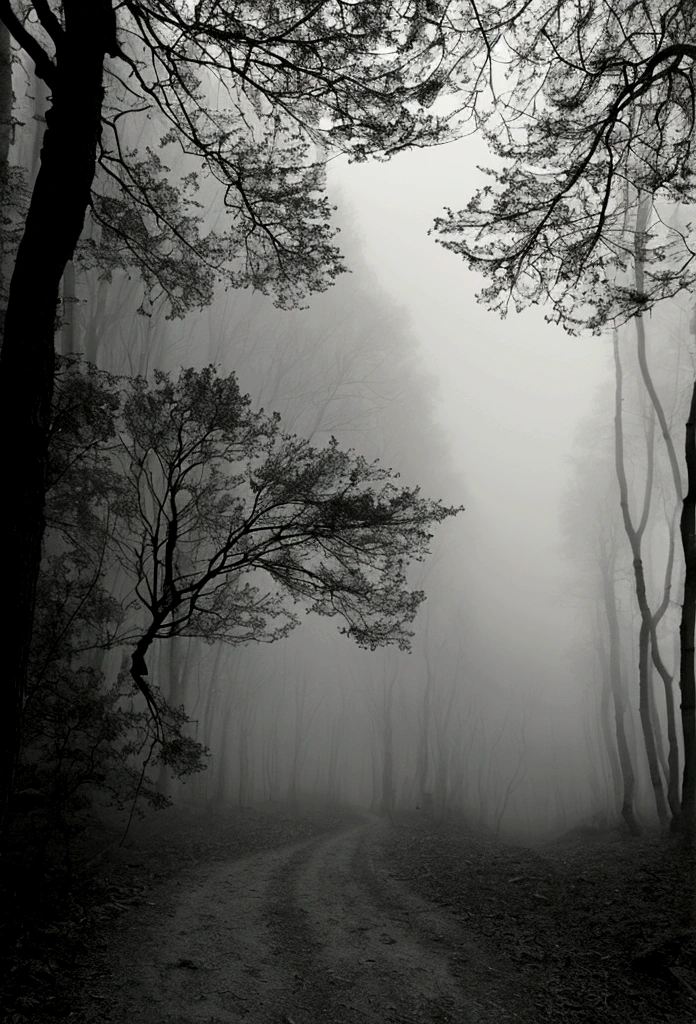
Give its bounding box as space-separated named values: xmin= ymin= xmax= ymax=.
xmin=613 ymin=329 xmax=670 ymax=823
xmin=434 ymin=1 xmax=696 ymax=331
xmin=0 ymin=0 xmax=468 ymax=827
xmin=55 ymin=360 xmax=461 ymax=764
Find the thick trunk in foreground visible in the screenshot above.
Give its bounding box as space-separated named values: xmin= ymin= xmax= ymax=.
xmin=0 ymin=6 xmax=112 ymax=831
xmin=679 ymin=379 xmax=696 ymax=829
xmin=0 ymin=20 xmax=12 ymax=326
xmin=60 ymin=260 xmax=77 ymax=356
xmin=0 ymin=23 xmax=10 ymax=164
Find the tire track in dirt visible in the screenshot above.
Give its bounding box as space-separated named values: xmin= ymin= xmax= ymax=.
xmin=79 ymin=830 xmax=337 ymax=1023
xmin=79 ymin=815 xmax=527 ymax=1023
xmin=263 ymin=816 xmax=525 ymax=1023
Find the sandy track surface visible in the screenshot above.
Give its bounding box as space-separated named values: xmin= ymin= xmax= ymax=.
xmin=78 ymin=815 xmax=526 ymax=1023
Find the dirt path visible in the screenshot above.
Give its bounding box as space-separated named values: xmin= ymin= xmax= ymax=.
xmin=79 ymin=815 xmax=526 ymax=1023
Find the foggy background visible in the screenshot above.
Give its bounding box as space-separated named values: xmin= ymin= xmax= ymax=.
xmin=17 ymin=71 xmax=686 ymax=842
xmin=330 ymin=140 xmax=610 ymax=708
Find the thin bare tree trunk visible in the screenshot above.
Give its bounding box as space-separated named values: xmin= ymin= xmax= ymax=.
xmin=157 ymin=635 xmax=194 ymax=796
xmin=237 ymin=703 xmax=251 ymax=809
xmin=494 ymin=726 xmax=526 ymax=837
xmin=649 ymin=672 xmax=670 ymax=791
xmin=648 ymin=507 xmax=681 ymax=815
xmin=286 ymin=680 xmax=324 ymax=811
xmin=632 ymin=195 xmax=683 ymax=817
xmin=600 ymin=555 xmax=641 ymax=833
xmin=432 ymin=685 xmax=454 ymax=821
xmin=613 ymin=329 xmax=669 ymax=824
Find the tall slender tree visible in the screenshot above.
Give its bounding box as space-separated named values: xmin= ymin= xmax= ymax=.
xmin=598 ymin=537 xmax=640 ymax=832
xmin=613 ymin=328 xmax=669 ymax=823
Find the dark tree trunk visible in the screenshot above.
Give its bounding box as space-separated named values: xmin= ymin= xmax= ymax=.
xmin=60 ymin=260 xmax=77 ymax=355
xmin=637 ymin=617 xmax=669 ymax=823
xmin=648 ymin=672 xmax=670 ymax=794
xmin=0 ymin=20 xmax=12 ymax=326
xmin=0 ymin=23 xmax=10 ymax=165
xmin=0 ymin=5 xmax=112 ymax=830
xmin=647 ymin=510 xmax=681 ymax=818
xmin=679 ymin=379 xmax=696 ymax=829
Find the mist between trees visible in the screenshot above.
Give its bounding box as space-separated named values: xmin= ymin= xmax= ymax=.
xmin=561 ymin=231 xmax=696 ymax=835
xmin=3 ymin=1 xmax=696 ymax=902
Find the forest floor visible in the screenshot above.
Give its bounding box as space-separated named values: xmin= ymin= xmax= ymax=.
xmin=4 ymin=805 xmax=696 ymax=1024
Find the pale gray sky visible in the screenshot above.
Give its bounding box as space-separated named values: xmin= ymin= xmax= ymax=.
xmin=330 ymin=137 xmax=611 ymax=704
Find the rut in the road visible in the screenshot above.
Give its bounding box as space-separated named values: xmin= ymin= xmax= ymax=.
xmin=78 ymin=818 xmax=528 ymax=1024
xmin=264 ymin=817 xmax=529 ymax=1023
xmin=265 ymin=818 xmax=477 ymax=1022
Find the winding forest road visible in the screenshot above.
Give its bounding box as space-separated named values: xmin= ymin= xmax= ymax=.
xmin=83 ymin=815 xmax=524 ymax=1024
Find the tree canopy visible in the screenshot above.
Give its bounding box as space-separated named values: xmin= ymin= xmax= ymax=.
xmin=50 ymin=358 xmax=461 ymax=747
xmin=432 ymin=0 xmax=696 ymax=332
xmin=0 ymin=1 xmax=478 ymax=311
xmin=4 ymin=0 xmax=696 ymax=832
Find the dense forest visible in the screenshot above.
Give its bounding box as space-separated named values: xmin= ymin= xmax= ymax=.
xmin=2 ymin=3 xmax=696 ymax=1022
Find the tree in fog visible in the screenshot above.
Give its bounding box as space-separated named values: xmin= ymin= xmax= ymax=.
xmin=606 ymin=203 xmax=691 ymax=827
xmin=434 ymin=0 xmax=696 ymax=332
xmin=563 ymin=322 xmax=692 ymax=830
xmin=0 ymin=0 xmax=472 ymax=826
xmin=596 ymin=532 xmax=640 ymax=833
xmin=612 ymin=327 xmax=682 ymax=823
xmin=562 ymin=447 xmax=642 ymax=831
xmin=56 ymin=360 xmax=461 ymax=762
xmin=434 ymin=0 xmax=696 ymax=827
